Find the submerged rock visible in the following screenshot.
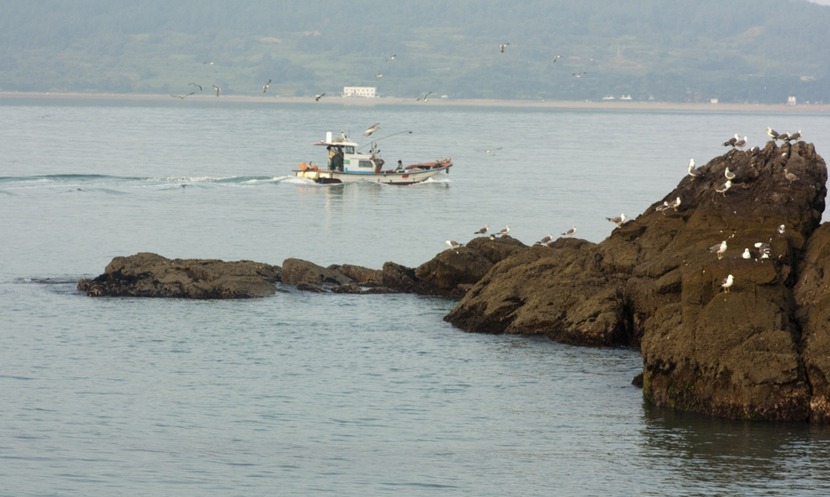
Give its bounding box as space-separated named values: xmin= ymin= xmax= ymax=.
xmin=445 ymin=139 xmax=828 ymax=421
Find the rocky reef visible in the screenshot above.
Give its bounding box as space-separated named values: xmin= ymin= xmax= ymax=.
xmin=79 ymin=137 xmax=830 ymax=422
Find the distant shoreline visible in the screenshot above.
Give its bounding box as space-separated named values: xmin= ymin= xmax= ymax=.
xmin=1 ymin=91 xmax=829 ymax=113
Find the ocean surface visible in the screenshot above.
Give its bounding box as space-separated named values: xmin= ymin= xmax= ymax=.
xmin=2 ymin=97 xmax=830 ymax=496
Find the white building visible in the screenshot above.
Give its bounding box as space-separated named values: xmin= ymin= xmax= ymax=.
xmin=343 ymin=86 xmax=376 ymax=98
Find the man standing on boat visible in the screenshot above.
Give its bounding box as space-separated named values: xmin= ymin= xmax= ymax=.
xmin=327 ymin=146 xmax=336 ymax=170
xmin=333 ymin=147 xmax=344 ymax=171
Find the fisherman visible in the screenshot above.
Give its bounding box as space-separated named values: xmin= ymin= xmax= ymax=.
xmin=327 ymin=146 xmax=336 ymax=170
xmin=333 ymin=147 xmax=344 ymax=171
xmin=396 ymin=160 xmax=404 ymax=171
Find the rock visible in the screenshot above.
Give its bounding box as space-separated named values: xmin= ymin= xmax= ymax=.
xmin=445 ymin=140 xmax=829 ymax=421
xmin=77 ymin=252 xmax=281 ymax=299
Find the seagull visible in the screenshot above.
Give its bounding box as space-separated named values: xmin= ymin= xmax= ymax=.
xmin=446 ymin=240 xmax=463 ymax=249
xmin=724 ymin=167 xmax=736 ymax=180
xmin=364 ymin=123 xmax=380 ymax=137
xmin=212 ymin=85 xmax=221 ymax=96
xmin=314 ymin=93 xmax=326 ymax=101
xmin=552 ymin=54 xmax=561 ymax=63
xmin=766 ymin=127 xmax=780 ymax=140
xmin=537 ymin=234 xmax=554 ymax=246
xmin=562 ymin=226 xmax=576 ymax=237
xmin=784 ymin=169 xmax=798 ymax=183
xmin=262 ymin=79 xmax=271 ymax=93
xmin=715 ymin=180 xmax=732 ymax=195
xmin=755 ymin=242 xmax=772 ymax=259
xmin=188 ymin=82 xmax=203 ymax=91
xmin=376 ymin=72 xmax=383 ymax=78
xmin=721 ymin=274 xmax=734 ymax=293
xmin=499 ymin=42 xmax=510 ymax=53
xmin=385 ymin=54 xmax=397 ymax=62
xmin=778 ymin=224 xmax=786 ymax=237
xmin=734 ymin=135 xmax=747 ymax=148
xmin=742 ymin=248 xmax=751 ymax=259
xmin=670 ymin=196 xmax=681 ymax=211
xmin=778 ymin=132 xmax=790 ymax=142
xmin=496 ymin=225 xmax=510 ymax=237
xmin=606 ymin=213 xmax=626 ymax=226
xmin=573 ymin=71 xmax=587 ymax=78
xmin=710 ymin=240 xmax=727 ymax=259
xmin=687 ymin=158 xmax=697 ymax=178
xmin=170 ymin=91 xmax=196 ymax=100
xmin=417 ymin=91 xmax=433 ymax=102
xmin=788 ymin=130 xmax=802 ymax=142
xmin=723 ymin=134 xmax=739 ymax=147
xmin=473 ymin=224 xmax=489 ymax=235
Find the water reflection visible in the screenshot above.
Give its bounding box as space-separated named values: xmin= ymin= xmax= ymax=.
xmin=640 ymin=404 xmax=830 ymax=494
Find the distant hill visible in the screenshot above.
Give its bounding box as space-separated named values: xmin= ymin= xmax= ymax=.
xmin=1 ymin=0 xmax=828 ymax=103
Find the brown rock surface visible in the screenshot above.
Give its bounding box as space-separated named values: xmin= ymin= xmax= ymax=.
xmin=77 ymin=252 xmax=281 ymax=299
xmin=445 ymin=139 xmax=829 ymax=421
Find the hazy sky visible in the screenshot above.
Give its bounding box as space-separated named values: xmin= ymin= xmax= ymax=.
xmin=808 ymin=0 xmax=830 ymax=4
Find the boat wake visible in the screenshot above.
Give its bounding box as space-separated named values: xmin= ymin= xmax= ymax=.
xmin=0 ymin=174 xmax=293 ymax=193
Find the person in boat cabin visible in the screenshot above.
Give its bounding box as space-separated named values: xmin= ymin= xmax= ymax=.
xmin=396 ymin=160 xmax=404 ymax=171
xmin=333 ymin=147 xmax=344 ymax=171
xmin=327 ymin=146 xmax=336 ymax=170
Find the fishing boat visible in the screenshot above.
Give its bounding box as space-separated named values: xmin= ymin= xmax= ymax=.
xmin=293 ymin=131 xmax=452 ymax=185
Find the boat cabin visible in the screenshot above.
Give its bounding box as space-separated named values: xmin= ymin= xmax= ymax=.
xmin=315 ymin=131 xmax=384 ymax=174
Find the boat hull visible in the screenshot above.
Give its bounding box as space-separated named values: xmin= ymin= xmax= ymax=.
xmin=294 ymin=160 xmax=452 ymax=185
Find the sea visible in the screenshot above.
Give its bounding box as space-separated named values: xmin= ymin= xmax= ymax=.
xmin=2 ymin=96 xmax=830 ymax=496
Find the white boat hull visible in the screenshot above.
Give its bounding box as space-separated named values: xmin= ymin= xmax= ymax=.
xmin=294 ymin=161 xmax=452 ymax=185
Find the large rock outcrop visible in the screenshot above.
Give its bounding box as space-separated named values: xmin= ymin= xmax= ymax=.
xmin=445 ymin=139 xmax=828 ymax=421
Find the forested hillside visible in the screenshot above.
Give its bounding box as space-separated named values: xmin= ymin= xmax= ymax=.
xmin=1 ymin=0 xmax=828 ymax=102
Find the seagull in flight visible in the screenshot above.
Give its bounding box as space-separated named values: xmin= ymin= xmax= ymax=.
xmin=170 ymin=91 xmax=197 ymax=100
xmin=573 ymin=71 xmax=587 ymax=78
xmin=262 ymin=79 xmax=271 ymax=93
xmin=212 ymin=85 xmax=221 ymax=97
xmin=364 ymin=123 xmax=380 ymax=137
xmin=417 ymin=91 xmax=433 ymax=102
xmin=499 ymin=42 xmax=510 ymax=53
xmin=385 ymin=54 xmax=397 ymax=62
xmin=552 ymin=54 xmax=561 ymax=63
xmin=314 ymin=93 xmax=326 ymax=101
xmin=188 ymin=82 xmax=202 ymax=91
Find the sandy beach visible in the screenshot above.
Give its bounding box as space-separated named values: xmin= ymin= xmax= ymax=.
xmin=1 ymin=91 xmax=828 ymax=114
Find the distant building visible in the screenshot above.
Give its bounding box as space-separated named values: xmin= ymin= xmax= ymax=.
xmin=709 ymin=98 xmax=719 ymax=104
xmin=343 ymin=86 xmax=376 ymax=98
xmin=787 ymin=96 xmax=797 ymax=106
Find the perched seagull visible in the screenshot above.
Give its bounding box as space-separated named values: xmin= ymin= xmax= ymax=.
xmin=473 ymin=224 xmax=489 ymax=235
xmin=499 ymin=42 xmax=510 ymax=53
xmin=314 ymin=93 xmax=326 ymax=101
xmin=417 ymin=91 xmax=433 ymax=102
xmin=755 ymin=242 xmax=772 ymax=258
xmin=742 ymin=248 xmax=752 ymax=259
xmin=537 ymin=234 xmax=554 ymax=246
xmin=670 ymin=196 xmax=681 ymax=211
xmin=734 ymin=135 xmax=748 ymax=148
xmin=778 ymin=132 xmax=790 ymax=142
xmin=724 ymin=166 xmax=736 ymax=180
xmin=445 ymin=240 xmax=463 ymax=249
xmin=496 ymin=225 xmax=510 ymax=237
xmin=784 ymin=169 xmax=798 ymax=183
xmin=562 ymin=226 xmax=576 ymax=237
xmin=606 ymin=213 xmax=626 ymax=226
xmin=715 ymin=180 xmax=732 ymax=195
xmin=778 ymin=224 xmax=786 ymax=237
xmin=721 ymin=274 xmax=734 ymax=293
xmin=262 ymin=79 xmax=271 ymax=93
xmin=212 ymin=85 xmax=221 ymax=96
xmin=687 ymin=158 xmax=697 ymax=178
xmin=750 ymin=145 xmax=761 ymax=157
xmin=766 ymin=127 xmax=780 ymax=140
xmin=723 ymin=134 xmax=739 ymax=147
xmin=710 ymin=240 xmax=728 ymax=259
xmin=188 ymin=82 xmax=203 ymax=91
xmin=364 ymin=123 xmax=380 ymax=137
xmin=789 ymin=130 xmax=802 ymax=142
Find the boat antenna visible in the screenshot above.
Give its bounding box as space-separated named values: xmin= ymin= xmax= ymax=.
xmin=357 ymin=130 xmax=413 ymax=151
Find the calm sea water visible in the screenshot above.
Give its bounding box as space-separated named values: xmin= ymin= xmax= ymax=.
xmin=2 ymin=97 xmax=830 ymax=496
